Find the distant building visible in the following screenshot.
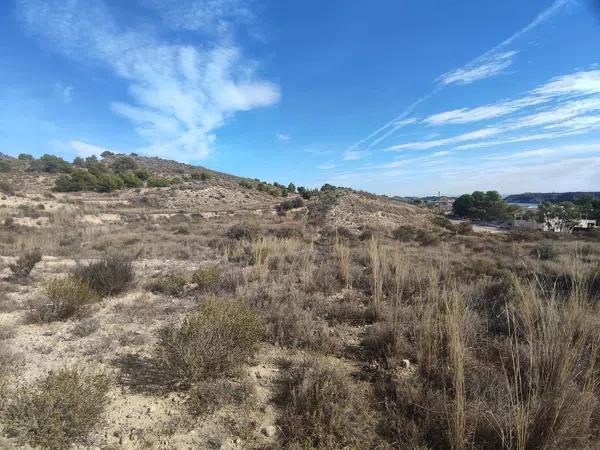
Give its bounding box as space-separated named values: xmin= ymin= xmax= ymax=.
xmin=432 ymin=197 xmax=455 ymax=215
xmin=511 ymin=216 xmax=596 ymax=233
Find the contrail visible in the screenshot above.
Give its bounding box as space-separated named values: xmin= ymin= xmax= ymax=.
xmin=343 ymin=0 xmax=572 ymax=154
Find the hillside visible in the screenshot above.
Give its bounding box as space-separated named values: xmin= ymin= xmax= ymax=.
xmin=2 ymin=153 xmax=600 ymax=449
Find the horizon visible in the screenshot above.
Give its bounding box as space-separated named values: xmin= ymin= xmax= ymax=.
xmin=1 ymin=0 xmax=600 ymax=196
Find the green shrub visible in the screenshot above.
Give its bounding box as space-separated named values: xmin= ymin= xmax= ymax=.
xmin=192 ymin=266 xmax=221 ymax=292
xmin=4 ymin=367 xmax=110 ymax=450
xmin=110 ymin=156 xmax=137 ymax=172
xmin=31 ymin=154 xmax=72 ymax=173
xmin=53 ymin=168 xmax=99 ymax=192
xmin=0 ymin=160 xmax=11 ymax=172
xmin=134 ymin=168 xmax=151 ymax=181
xmin=149 ymin=275 xmax=187 ymax=297
xmin=9 ymin=250 xmax=42 ymax=279
xmin=74 ymin=254 xmax=134 ymax=296
xmin=186 ymin=379 xmax=254 ymax=416
xmin=17 ymin=153 xmax=33 ymax=161
xmin=147 ymin=176 xmax=172 ymax=188
xmin=117 ymin=170 xmax=143 ymax=188
xmin=95 ymin=173 xmax=124 ymax=192
xmin=36 ymin=276 xmax=101 ymax=321
xmin=153 ymin=298 xmax=262 ymax=388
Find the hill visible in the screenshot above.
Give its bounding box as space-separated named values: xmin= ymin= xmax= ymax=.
xmin=2 ymin=153 xmax=600 ymax=449
xmin=505 ymin=191 xmax=600 ymax=203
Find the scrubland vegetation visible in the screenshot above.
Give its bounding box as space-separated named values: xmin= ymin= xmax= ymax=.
xmin=2 ymin=153 xmax=600 ymax=448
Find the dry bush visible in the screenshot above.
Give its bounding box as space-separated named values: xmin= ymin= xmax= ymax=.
xmin=392 ymin=225 xmax=418 ymax=242
xmin=152 ymin=297 xmax=262 ymax=389
xmin=3 ymin=367 xmax=110 ymax=450
xmin=456 ymin=221 xmax=473 ymax=235
xmin=31 ymin=276 xmax=101 ymax=322
xmin=9 ymin=250 xmax=42 ymax=279
xmin=71 ymin=317 xmax=100 ymax=338
xmin=227 ymin=222 xmax=259 ymax=240
xmin=148 ymin=274 xmax=187 ymax=297
xmin=74 ymin=253 xmax=134 ymax=296
xmin=186 ymin=378 xmax=255 ymax=416
xmin=192 ymin=266 xmax=221 ymax=293
xmin=276 ymin=357 xmax=378 ymax=449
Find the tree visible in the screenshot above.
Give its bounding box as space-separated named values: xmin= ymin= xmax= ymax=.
xmin=287 ymin=182 xmax=296 ymax=193
xmin=453 ymin=194 xmax=474 ymax=217
xmin=18 ymin=153 xmax=33 ymax=161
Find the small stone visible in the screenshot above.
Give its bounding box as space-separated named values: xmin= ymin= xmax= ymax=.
xmin=261 ymin=426 xmax=276 ymax=437
xmin=401 ymin=359 xmax=411 ymax=369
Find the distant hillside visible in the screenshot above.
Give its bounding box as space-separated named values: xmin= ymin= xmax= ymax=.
xmin=505 ymin=192 xmax=600 ymax=203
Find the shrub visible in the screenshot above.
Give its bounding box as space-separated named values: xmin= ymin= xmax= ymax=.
xmin=95 ymin=173 xmax=124 ymax=192
xmin=186 ymin=379 xmax=254 ymax=416
xmin=32 ymin=154 xmax=72 ymax=173
xmin=35 ymin=276 xmax=101 ymax=321
xmin=227 ymin=222 xmax=259 ymax=240
xmin=3 ymin=368 xmax=110 ymax=450
xmin=416 ymin=229 xmax=439 ymax=246
xmin=17 ymin=153 xmax=33 ymax=161
xmin=0 ymin=180 xmax=15 ymax=195
xmin=9 ymin=250 xmax=42 ymax=279
xmin=534 ymin=241 xmax=558 ymax=261
xmin=153 ymin=298 xmax=262 ymax=388
xmin=53 ymin=168 xmax=99 ymax=192
xmin=74 ymin=254 xmax=134 ymax=296
xmin=149 ymin=275 xmax=187 ymax=297
xmin=392 ymin=225 xmax=418 ymax=242
xmin=276 ymin=358 xmax=376 ymax=449
xmin=0 ymin=160 xmax=12 ymax=172
xmin=135 ymin=168 xmax=151 ymax=181
xmin=110 ymin=156 xmax=137 ymax=172
xmin=117 ymin=170 xmax=143 ymax=188
xmin=147 ymin=176 xmax=172 ymax=188
xmin=192 ymin=266 xmax=221 ymax=292
xmin=456 ymin=221 xmax=473 ymax=235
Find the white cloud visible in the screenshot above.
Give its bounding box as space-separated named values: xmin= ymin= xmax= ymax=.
xmin=69 ymin=140 xmax=111 ymax=157
xmin=487 ymin=148 xmax=556 ymax=160
xmin=18 ymin=0 xmax=280 ymax=161
xmin=343 ymin=150 xmax=370 ymax=160
xmin=438 ymin=51 xmax=518 ymax=86
xmin=277 ymin=133 xmax=290 ymax=142
xmin=141 ymin=0 xmax=253 ymax=33
xmin=533 ymin=69 xmax=600 ymax=97
xmin=385 ymin=127 xmax=502 ymax=151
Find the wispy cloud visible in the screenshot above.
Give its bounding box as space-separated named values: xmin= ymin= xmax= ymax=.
xmin=343 ymin=149 xmax=370 ymax=160
xmin=438 ymin=51 xmax=518 ymax=85
xmin=343 ymin=0 xmax=570 ymax=153
xmin=276 ymin=133 xmax=291 ymax=142
xmin=55 ymin=83 xmax=73 ymax=103
xmin=69 ymin=140 xmax=111 ymax=157
xmin=385 ymin=127 xmax=502 ymax=151
xmin=438 ymin=0 xmax=570 ymax=86
xmin=317 ymin=162 xmax=337 ymax=170
xmin=18 ymin=0 xmax=280 ymax=161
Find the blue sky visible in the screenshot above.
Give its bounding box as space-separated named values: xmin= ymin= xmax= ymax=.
xmin=1 ymin=0 xmax=599 ymax=196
